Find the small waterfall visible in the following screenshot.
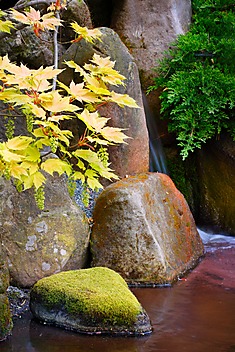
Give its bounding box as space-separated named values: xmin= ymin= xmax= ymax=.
xmin=142 ymin=93 xmax=168 ymax=174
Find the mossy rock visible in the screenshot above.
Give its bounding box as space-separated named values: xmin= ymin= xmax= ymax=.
xmin=0 ymin=294 xmax=12 ymax=341
xmin=30 ymin=267 xmax=152 ymax=336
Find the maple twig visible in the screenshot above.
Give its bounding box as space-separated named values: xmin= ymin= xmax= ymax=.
xmin=52 ymin=9 xmax=60 ymax=91
xmin=14 ymin=0 xmax=53 ymax=10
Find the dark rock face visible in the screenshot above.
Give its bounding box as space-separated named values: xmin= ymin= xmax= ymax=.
xmin=91 ymin=173 xmax=204 ymax=285
xmin=197 ymin=135 xmax=235 ymax=236
xmin=30 ymin=267 xmax=152 ymax=336
xmin=0 ymin=174 xmax=90 ymax=288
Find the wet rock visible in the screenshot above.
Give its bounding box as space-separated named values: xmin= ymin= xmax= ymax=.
xmin=30 ymin=267 xmax=152 ymax=336
xmin=7 ymin=286 xmax=30 ymax=318
xmin=0 ymin=174 xmax=90 ymax=288
xmin=91 ymin=172 xmax=204 ymax=285
xmin=59 ymin=27 xmax=149 ymax=181
xmin=197 ymin=134 xmax=235 ymax=236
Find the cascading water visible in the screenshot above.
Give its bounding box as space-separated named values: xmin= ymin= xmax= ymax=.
xmin=142 ymin=93 xmax=168 ymax=175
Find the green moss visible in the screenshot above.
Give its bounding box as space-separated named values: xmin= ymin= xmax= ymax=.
xmin=0 ymin=295 xmax=12 ymax=340
xmin=32 ymin=267 xmax=142 ymax=326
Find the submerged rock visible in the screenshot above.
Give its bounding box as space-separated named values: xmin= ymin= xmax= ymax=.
xmin=91 ymin=172 xmax=204 ymax=285
xmin=30 ymin=267 xmax=152 ymax=336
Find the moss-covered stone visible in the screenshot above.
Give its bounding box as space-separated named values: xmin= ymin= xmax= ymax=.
xmin=0 ymin=294 xmax=12 ymax=341
xmin=30 ymin=267 xmax=152 ymax=336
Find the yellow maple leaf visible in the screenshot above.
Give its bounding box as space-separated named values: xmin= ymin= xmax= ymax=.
xmin=22 ymin=171 xmax=45 ymax=190
xmin=39 ymin=91 xmax=79 ymax=113
xmin=109 ymin=91 xmax=139 ymax=108
xmin=21 ymin=161 xmax=39 ymax=175
xmin=69 ymin=81 xmax=100 ymax=103
xmin=0 ymin=148 xmax=25 ymax=163
xmin=41 ymin=158 xmax=71 ymax=176
xmin=11 ymin=8 xmax=62 ymax=36
xmin=6 ymin=136 xmax=33 ymax=151
xmin=0 ymin=16 xmax=15 ymax=34
xmin=9 ymin=162 xmax=28 ymax=179
xmin=78 ymin=109 xmax=109 ymax=132
xmin=70 ymin=22 xmax=102 ymax=43
xmin=100 ymin=126 xmax=129 ymax=144
xmin=90 ymin=54 xmax=115 ymax=69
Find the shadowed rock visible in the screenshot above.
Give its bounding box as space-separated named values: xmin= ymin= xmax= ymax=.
xmin=197 ymin=134 xmax=235 ymax=236
xmin=30 ymin=267 xmax=152 ymax=336
xmin=91 ymin=173 xmax=204 ymax=285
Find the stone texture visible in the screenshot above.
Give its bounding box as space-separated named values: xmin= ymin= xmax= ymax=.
xmin=91 ymin=172 xmax=204 ymax=285
xmin=0 ymin=26 xmax=55 ymax=68
xmin=0 ymin=174 xmax=90 ymax=288
xmin=197 ymin=134 xmax=235 ymax=236
xmin=111 ymin=0 xmax=192 ymax=146
xmin=59 ymin=27 xmax=149 ymax=181
xmin=30 ymin=267 xmax=152 ymax=336
xmin=112 ymin=0 xmax=191 ymax=84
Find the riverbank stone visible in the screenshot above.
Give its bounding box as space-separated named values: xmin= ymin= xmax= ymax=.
xmin=91 ymin=172 xmax=204 ymax=285
xmin=30 ymin=267 xmax=152 ymax=336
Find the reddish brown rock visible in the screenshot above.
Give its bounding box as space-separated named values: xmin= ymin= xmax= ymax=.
xmin=91 ymin=172 xmax=204 ymax=285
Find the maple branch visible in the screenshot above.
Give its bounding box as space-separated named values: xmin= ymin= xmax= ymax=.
xmin=14 ymin=0 xmax=53 ymax=10
xmin=52 ymin=9 xmax=60 ymax=90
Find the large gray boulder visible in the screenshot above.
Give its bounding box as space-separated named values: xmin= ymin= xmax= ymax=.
xmin=0 ymin=175 xmax=90 ymax=288
xmin=59 ymin=27 xmax=149 ymax=181
xmin=30 ymin=267 xmax=152 ymax=335
xmin=111 ymin=0 xmax=192 ymax=89
xmin=111 ymin=0 xmax=192 ymax=145
xmin=91 ymin=172 xmax=204 ymax=285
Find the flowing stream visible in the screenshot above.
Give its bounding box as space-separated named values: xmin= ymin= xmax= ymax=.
xmin=142 ymin=94 xmax=168 ymax=175
xmin=1 ymin=231 xmax=235 ymax=352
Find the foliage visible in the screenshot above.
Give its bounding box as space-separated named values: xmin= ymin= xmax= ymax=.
xmin=0 ymin=2 xmax=138 ymax=209
xmin=148 ymin=0 xmax=235 ymax=159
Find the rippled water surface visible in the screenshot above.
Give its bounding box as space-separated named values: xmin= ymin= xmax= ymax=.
xmin=2 ymin=232 xmax=235 ymax=352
